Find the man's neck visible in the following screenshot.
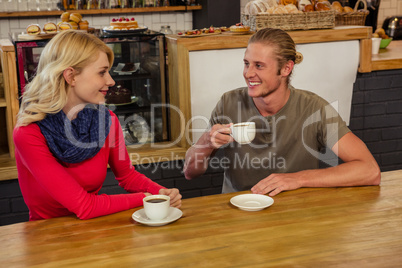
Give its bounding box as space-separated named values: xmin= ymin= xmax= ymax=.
xmin=253 ymin=86 xmax=291 ymax=117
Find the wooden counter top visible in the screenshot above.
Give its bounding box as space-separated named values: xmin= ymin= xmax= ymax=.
xmin=371 ymin=40 xmax=402 ymax=71
xmin=1 ymin=169 xmax=401 ymax=266
xmin=168 ymin=26 xmax=372 ymax=50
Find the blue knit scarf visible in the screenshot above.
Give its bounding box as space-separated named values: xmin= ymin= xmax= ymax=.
xmin=37 ymin=104 xmax=111 ymax=163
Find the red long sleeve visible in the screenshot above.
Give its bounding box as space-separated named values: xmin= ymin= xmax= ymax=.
xmin=13 ymin=111 xmax=164 ymax=221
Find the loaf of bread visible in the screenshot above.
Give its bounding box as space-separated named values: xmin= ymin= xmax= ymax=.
xmin=315 ymin=1 xmax=331 ymax=11
xmin=331 ymin=1 xmax=343 ymax=12
xmin=343 ymin=6 xmax=354 ymax=12
xmin=244 ymin=0 xmax=278 ymax=15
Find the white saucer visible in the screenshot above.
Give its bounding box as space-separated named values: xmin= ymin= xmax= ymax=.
xmin=132 ymin=207 xmax=182 ymax=226
xmin=230 ymin=194 xmax=274 ymax=211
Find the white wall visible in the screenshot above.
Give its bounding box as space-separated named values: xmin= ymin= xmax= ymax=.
xmin=188 ymin=40 xmax=359 ymax=143
xmin=0 ymin=12 xmax=193 ymax=39
xmin=378 ymin=0 xmax=402 ymax=29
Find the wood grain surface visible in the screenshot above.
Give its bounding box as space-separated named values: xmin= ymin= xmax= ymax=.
xmin=0 ymin=170 xmax=401 ymax=267
xmin=371 ymin=40 xmax=402 ymax=71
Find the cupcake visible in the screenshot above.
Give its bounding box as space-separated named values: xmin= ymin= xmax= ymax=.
xmin=68 ymin=21 xmax=79 ymax=30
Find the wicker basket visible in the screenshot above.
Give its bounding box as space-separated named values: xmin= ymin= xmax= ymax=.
xmin=242 ymin=10 xmax=335 ymax=32
xmin=335 ymin=0 xmax=369 ymax=26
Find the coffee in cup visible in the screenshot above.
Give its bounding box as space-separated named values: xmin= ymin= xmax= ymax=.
xmin=230 ymin=122 xmax=256 ymax=144
xmin=143 ymin=195 xmax=170 ymax=221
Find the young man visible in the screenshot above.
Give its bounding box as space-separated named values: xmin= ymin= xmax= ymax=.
xmin=184 ymin=28 xmax=380 ymax=196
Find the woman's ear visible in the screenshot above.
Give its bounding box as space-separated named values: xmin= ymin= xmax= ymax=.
xmin=281 ymin=60 xmax=294 ymax=77
xmin=63 ymin=67 xmax=75 ymax=85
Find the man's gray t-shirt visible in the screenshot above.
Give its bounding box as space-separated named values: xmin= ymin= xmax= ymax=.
xmin=209 ymin=86 xmax=350 ymax=193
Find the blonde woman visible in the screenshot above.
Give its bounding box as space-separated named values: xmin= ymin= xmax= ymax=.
xmin=14 ymin=30 xmax=181 ymax=221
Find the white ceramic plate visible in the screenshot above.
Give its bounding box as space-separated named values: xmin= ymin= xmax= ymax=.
xmin=132 ymin=207 xmax=182 ymax=226
xmin=230 ymin=194 xmax=274 ymax=211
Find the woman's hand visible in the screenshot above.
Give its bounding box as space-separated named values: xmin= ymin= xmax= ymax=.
xmin=159 ymin=188 xmax=182 ymax=208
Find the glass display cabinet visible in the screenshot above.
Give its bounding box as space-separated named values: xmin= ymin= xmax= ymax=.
xmin=10 ymin=30 xmax=169 ymax=146
xmin=101 ymin=31 xmax=169 ymax=146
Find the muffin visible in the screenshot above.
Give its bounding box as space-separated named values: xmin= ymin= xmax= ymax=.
xmin=60 ymin=12 xmax=70 ymax=22
xmin=69 ymin=13 xmax=82 ymax=23
xmin=79 ymin=20 xmax=89 ymax=30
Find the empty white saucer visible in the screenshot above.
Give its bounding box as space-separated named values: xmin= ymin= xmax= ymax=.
xmin=132 ymin=207 xmax=182 ymax=226
xmin=230 ymin=194 xmax=274 ymax=211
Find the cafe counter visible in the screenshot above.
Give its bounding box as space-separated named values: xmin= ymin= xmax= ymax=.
xmin=371 ymin=40 xmax=402 ymax=71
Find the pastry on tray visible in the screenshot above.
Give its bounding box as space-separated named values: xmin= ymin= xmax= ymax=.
xmin=26 ymin=24 xmax=41 ymax=35
xmin=43 ymin=22 xmax=57 ymax=34
xmin=229 ymin=23 xmax=250 ymax=32
xmin=105 ymin=84 xmax=132 ymax=104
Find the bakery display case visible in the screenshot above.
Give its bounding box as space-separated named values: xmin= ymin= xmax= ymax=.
xmin=10 ymin=30 xmax=169 ymax=146
xmin=100 ymin=31 xmax=169 ymax=145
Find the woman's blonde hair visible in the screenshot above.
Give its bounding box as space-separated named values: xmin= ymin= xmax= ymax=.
xmin=16 ymin=30 xmax=114 ymax=127
xmin=248 ymin=28 xmax=303 ymax=85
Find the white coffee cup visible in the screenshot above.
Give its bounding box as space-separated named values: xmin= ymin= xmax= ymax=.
xmin=143 ymin=195 xmax=170 ymax=221
xmin=372 ymin=37 xmax=381 ymax=55
xmin=230 ymin=122 xmax=256 ymax=144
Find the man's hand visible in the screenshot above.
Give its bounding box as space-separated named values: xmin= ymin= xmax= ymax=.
xmin=159 ymin=188 xmax=182 ymax=208
xmin=205 ymin=124 xmax=234 ymax=149
xmin=251 ymin=173 xmax=303 ymax=196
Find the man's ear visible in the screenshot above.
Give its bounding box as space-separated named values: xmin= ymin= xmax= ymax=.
xmin=281 ymin=60 xmax=294 ymax=77
xmin=63 ymin=67 xmax=75 ymax=85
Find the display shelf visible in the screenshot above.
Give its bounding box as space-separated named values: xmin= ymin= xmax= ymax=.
xmin=0 ymin=156 xmax=18 ymax=181
xmin=0 ymin=5 xmax=202 ymax=18
xmin=0 ymin=39 xmax=19 ymax=160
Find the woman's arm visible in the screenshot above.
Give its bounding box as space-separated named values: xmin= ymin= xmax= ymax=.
xmin=14 ymin=124 xmax=152 ymax=219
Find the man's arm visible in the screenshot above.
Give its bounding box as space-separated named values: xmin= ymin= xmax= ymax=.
xmin=184 ymin=124 xmax=233 ymax=180
xmin=251 ymin=132 xmax=381 ymax=196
